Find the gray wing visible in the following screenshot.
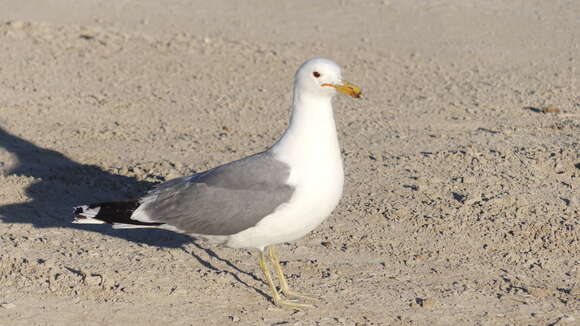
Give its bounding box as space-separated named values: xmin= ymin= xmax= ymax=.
xmin=138 ymin=151 xmax=294 ymax=236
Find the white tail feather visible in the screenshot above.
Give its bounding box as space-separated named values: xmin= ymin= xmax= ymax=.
xmin=73 ymin=205 xmax=105 ymax=224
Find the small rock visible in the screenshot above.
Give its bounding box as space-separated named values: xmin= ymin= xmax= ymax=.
xmin=228 ymin=315 xmax=240 ymax=322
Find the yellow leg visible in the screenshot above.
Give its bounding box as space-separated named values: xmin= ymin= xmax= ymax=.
xmin=258 ymin=249 xmax=313 ymax=309
xmin=267 ymin=246 xmax=320 ymax=302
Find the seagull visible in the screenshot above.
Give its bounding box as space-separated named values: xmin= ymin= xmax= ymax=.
xmin=73 ymin=57 xmax=362 ymax=308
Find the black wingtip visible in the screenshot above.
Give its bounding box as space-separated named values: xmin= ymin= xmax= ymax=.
xmin=73 ymin=201 xmax=164 ymax=226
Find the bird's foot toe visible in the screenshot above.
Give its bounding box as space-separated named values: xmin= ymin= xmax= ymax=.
xmin=273 ymin=296 xmax=315 ymax=309
xmin=282 ymin=290 xmax=321 ymax=303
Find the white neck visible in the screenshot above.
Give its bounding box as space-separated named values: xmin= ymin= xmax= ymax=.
xmin=270 ymin=90 xmax=342 ymax=173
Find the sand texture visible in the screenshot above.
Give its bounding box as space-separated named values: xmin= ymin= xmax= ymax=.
xmin=0 ymin=1 xmax=579 ymax=325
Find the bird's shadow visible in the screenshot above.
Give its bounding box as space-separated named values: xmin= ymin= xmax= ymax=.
xmin=0 ymin=126 xmax=265 ymax=294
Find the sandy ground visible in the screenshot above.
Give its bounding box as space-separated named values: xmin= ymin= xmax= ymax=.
xmin=0 ymin=1 xmax=579 ymax=325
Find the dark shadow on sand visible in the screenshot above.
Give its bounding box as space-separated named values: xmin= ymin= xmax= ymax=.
xmin=0 ymin=126 xmax=265 ymax=293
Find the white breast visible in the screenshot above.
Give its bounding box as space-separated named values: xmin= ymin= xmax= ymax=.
xmin=226 ymin=156 xmax=343 ymax=250
xmin=226 ymin=92 xmax=344 ymax=250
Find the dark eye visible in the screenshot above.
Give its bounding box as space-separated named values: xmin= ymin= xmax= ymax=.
xmin=313 ymin=71 xmax=321 ymax=78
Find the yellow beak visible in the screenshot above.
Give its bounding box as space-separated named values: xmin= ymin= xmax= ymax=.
xmin=322 ymin=80 xmax=362 ymax=98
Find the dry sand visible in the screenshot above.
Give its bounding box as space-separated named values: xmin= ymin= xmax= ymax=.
xmin=0 ymin=1 xmax=579 ymax=325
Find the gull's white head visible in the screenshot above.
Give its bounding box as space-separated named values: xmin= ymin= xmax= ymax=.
xmin=294 ymin=57 xmax=361 ymax=99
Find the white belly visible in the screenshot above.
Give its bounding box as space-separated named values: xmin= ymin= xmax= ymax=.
xmin=226 ymin=159 xmax=344 ymax=250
